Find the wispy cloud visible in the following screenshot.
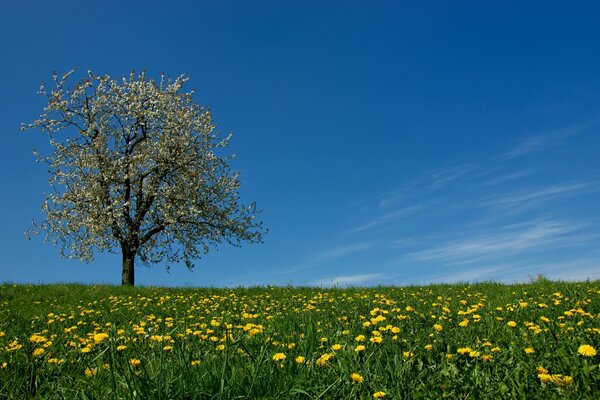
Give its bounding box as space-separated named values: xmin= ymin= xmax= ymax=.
xmin=500 ymin=121 xmax=596 ymax=160
xmin=279 ymin=242 xmax=373 ymax=275
xmin=405 ymin=219 xmax=592 ymax=264
xmin=309 ymin=273 xmax=384 ymax=287
xmin=484 ymin=169 xmax=534 ymax=186
xmin=429 ymin=164 xmax=475 ymax=190
xmin=481 ymin=182 xmax=592 ymax=211
xmin=346 ymin=205 xmax=425 ymax=234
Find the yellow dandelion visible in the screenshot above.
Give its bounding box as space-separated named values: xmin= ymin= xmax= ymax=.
xmin=507 ymin=321 xmax=517 ymax=327
xmin=350 ymin=372 xmax=364 ymax=383
xmin=32 ymin=348 xmax=45 ymax=356
xmin=116 ymin=345 xmax=127 ymax=351
xmin=536 ymin=366 xmax=548 ymax=374
xmin=295 ymin=356 xmax=306 ymax=364
xmin=355 ymin=345 xmax=366 ymax=353
xmin=433 ymin=324 xmax=443 ymax=332
xmin=190 ymin=360 xmax=200 ymax=366
xmin=84 ymin=367 xmax=97 ymax=377
xmin=331 ymin=344 xmax=342 ymax=351
xmin=524 ymin=347 xmax=535 ymax=354
xmin=272 ymin=353 xmax=286 ymax=362
xmin=93 ymin=333 xmax=109 ymax=344
xmin=129 ymin=358 xmax=141 ymax=367
xmin=370 ymin=336 xmax=383 ymax=344
xmin=373 ymin=391 xmax=386 ymax=398
xmin=578 ymin=344 xmax=597 ymax=357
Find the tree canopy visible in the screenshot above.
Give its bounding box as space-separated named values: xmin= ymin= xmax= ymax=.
xmin=24 ymin=70 xmax=265 ymax=285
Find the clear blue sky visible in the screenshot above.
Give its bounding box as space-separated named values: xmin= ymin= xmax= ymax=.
xmin=1 ymin=1 xmax=599 ymax=286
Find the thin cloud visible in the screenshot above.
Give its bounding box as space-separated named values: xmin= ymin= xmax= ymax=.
xmin=481 ymin=182 xmax=592 ymax=211
xmin=309 ymin=273 xmax=384 ymax=287
xmin=405 ymin=220 xmax=590 ymax=264
xmin=500 ymin=121 xmax=596 ymax=160
xmin=279 ymin=242 xmax=373 ymax=275
xmin=429 ymin=163 xmax=475 ymax=190
xmin=346 ymin=205 xmax=425 ymax=234
xmin=484 ymin=169 xmax=534 ymax=186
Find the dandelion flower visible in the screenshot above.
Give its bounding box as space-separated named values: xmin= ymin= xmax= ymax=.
xmin=355 ymin=345 xmax=365 ymax=353
xmin=190 ymin=360 xmax=200 ymax=366
xmin=433 ymin=324 xmax=443 ymax=332
xmin=578 ymin=344 xmax=597 ymax=357
xmin=84 ymin=367 xmax=97 ymax=377
xmin=524 ymin=347 xmax=535 ymax=354
xmin=129 ymin=358 xmax=141 ymax=367
xmin=331 ymin=344 xmax=342 ymax=351
xmin=116 ymin=345 xmax=127 ymax=351
xmin=272 ymin=353 xmax=286 ymax=362
xmin=507 ymin=321 xmax=517 ymax=327
xmin=373 ymin=391 xmax=386 ymax=398
xmin=295 ymin=356 xmax=306 ymax=364
xmin=350 ymin=372 xmax=364 ymax=383
xmin=93 ymin=333 xmax=109 ymax=344
xmin=32 ymin=348 xmax=45 ymax=356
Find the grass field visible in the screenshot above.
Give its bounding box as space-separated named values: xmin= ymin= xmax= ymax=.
xmin=0 ymin=280 xmax=599 ymax=399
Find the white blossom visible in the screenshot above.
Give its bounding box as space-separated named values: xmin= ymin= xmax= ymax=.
xmin=24 ymin=69 xmax=265 ymax=284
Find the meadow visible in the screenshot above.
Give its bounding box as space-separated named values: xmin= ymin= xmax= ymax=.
xmin=0 ymin=280 xmax=598 ymax=399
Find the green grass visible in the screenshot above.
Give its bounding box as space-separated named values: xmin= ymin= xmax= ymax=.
xmin=0 ymin=280 xmax=599 ymax=399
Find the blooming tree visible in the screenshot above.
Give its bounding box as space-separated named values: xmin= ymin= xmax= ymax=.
xmin=23 ymin=70 xmax=265 ymax=285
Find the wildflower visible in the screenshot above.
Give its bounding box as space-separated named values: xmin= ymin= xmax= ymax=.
xmin=481 ymin=354 xmax=493 ymax=362
xmin=84 ymin=367 xmax=97 ymax=377
xmin=469 ymin=350 xmax=480 ymax=358
xmin=295 ymin=356 xmax=306 ymax=364
xmin=163 ymin=345 xmax=173 ymax=351
xmin=373 ymin=391 xmax=386 ymax=398
xmin=350 ymin=373 xmax=364 ymax=383
xmin=402 ymin=351 xmax=413 ymax=358
xmin=331 ymin=344 xmax=342 ymax=351
xmin=524 ymin=347 xmax=535 ymax=354
xmin=507 ymin=321 xmax=517 ymax=327
xmin=458 ymin=320 xmax=469 ymax=327
xmin=32 ymin=348 xmax=45 ymax=356
xmin=316 ymin=353 xmax=334 ymax=367
xmin=578 ymin=344 xmax=597 ymax=357
xmin=216 ymin=344 xmax=225 ymax=351
xmin=93 ymin=333 xmax=109 ymax=344
xmin=457 ymin=347 xmax=472 ymax=355
xmin=424 ymin=344 xmax=433 ymax=351
xmin=29 ymin=334 xmax=47 ymax=344
xmin=536 ymin=366 xmax=548 ymax=374
xmin=81 ymin=346 xmax=92 ymax=354
xmin=116 ymin=345 xmax=127 ymax=351
xmin=1 ymin=362 xmax=6 ymax=369
xmin=370 ymin=336 xmax=383 ymax=344
xmin=491 ymin=347 xmax=501 ymax=353
xmin=190 ymin=360 xmax=200 ymax=366
xmin=129 ymin=358 xmax=141 ymax=367
xmin=355 ymin=345 xmax=365 ymax=353
xmin=538 ymin=373 xmax=552 ymax=383
xmin=47 ymin=358 xmax=64 ymax=365
xmin=433 ymin=324 xmax=443 ymax=332
xmin=272 ymin=353 xmax=286 ymax=362
xmin=355 ymin=334 xmax=365 ymax=342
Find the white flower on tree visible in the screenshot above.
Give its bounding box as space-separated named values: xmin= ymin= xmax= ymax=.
xmin=23 ymin=69 xmax=265 ymax=285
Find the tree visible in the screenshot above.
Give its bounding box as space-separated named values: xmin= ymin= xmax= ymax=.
xmin=23 ymin=70 xmax=265 ymax=286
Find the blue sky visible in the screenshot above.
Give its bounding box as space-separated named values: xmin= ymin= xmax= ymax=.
xmin=1 ymin=1 xmax=599 ymax=286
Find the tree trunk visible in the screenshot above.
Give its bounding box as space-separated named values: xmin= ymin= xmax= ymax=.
xmin=121 ymin=249 xmax=135 ymax=286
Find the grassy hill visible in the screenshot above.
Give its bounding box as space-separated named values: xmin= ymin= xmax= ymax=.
xmin=1 ymin=281 xmax=599 ymax=399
